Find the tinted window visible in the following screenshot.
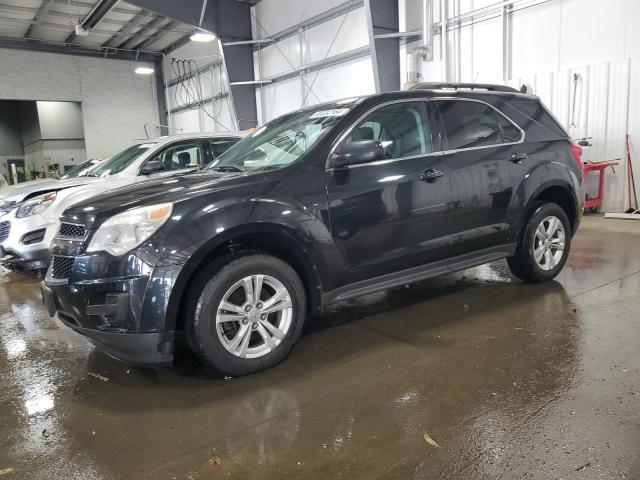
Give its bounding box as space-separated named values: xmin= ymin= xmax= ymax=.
xmin=438 ymin=100 xmax=521 ymax=150
xmin=497 ymin=114 xmax=521 ymax=142
xmin=504 ymin=99 xmax=567 ymax=138
xmin=208 ymin=137 xmax=241 ymax=160
xmin=342 ymin=101 xmax=432 ymax=160
xmin=147 ymin=142 xmax=202 ymax=172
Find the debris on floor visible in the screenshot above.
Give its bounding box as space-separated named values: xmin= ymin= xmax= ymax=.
xmin=0 ymin=468 xmax=14 ymax=476
xmin=575 ymin=462 xmax=591 ymax=471
xmin=208 ymin=456 xmax=222 ymax=465
xmin=423 ymin=432 xmax=440 ymax=448
xmin=87 ymin=372 xmax=110 ymax=382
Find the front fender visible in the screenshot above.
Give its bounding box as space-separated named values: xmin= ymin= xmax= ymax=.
xmin=142 ymin=197 xmax=334 ymax=331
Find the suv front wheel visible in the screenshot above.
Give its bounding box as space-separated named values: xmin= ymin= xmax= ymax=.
xmin=507 ymin=202 xmax=572 ymax=283
xmin=186 ymin=253 xmax=307 ymax=376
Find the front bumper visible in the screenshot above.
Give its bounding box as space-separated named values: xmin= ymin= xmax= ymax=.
xmin=0 ymin=214 xmax=57 ymax=270
xmin=1 ymin=246 xmax=50 ymax=270
xmin=43 ymin=281 xmax=172 ymax=365
xmin=41 ymin=262 xmax=177 ymax=367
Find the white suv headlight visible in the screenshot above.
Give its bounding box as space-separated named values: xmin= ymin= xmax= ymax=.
xmin=87 ymin=203 xmax=173 ymax=256
xmin=16 ymin=192 xmax=57 ymax=218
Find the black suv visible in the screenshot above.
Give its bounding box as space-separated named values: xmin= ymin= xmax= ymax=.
xmin=42 ymin=83 xmax=583 ymax=376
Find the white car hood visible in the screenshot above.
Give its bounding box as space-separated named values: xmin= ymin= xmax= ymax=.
xmin=0 ymin=177 xmax=102 ymax=205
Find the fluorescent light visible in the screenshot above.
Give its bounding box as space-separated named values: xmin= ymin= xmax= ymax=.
xmin=135 ymin=66 xmax=154 ymax=75
xmin=190 ymin=32 xmax=216 ymax=42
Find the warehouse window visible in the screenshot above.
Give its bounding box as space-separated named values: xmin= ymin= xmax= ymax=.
xmin=437 ymin=100 xmax=522 ymax=150
xmin=342 ymin=101 xmax=432 ymax=160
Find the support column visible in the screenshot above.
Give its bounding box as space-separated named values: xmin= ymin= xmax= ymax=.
xmin=501 ymin=3 xmax=513 ymax=81
xmin=154 ymin=56 xmax=168 ymax=136
xmin=126 ymin=0 xmax=258 ymax=130
xmin=365 ymin=0 xmax=400 ymax=93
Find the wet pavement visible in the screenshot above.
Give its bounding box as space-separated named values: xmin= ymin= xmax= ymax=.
xmin=1 ymin=216 xmax=639 ymax=479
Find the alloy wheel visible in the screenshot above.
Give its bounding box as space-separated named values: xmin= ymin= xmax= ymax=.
xmin=532 ymin=215 xmax=565 ymax=271
xmin=215 ymin=274 xmax=293 ymax=359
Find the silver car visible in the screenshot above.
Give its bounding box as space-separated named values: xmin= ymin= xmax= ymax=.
xmin=0 ymin=132 xmax=246 ymax=270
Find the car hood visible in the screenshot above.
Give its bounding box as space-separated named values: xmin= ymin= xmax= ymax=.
xmin=0 ymin=176 xmax=101 ymax=205
xmin=63 ymin=171 xmax=263 ymax=225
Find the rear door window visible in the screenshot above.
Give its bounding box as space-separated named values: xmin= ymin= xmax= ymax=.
xmin=437 ymin=100 xmax=522 ymax=150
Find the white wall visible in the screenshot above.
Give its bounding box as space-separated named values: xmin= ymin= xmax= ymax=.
xmin=400 ymin=0 xmax=640 ymax=212
xmin=0 ymin=48 xmax=160 ymax=159
xmin=36 ymin=101 xmax=85 ymax=139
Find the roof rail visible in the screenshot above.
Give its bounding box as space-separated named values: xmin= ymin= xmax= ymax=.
xmin=409 ymin=82 xmax=519 ymax=93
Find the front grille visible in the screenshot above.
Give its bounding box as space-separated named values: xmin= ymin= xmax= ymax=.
xmin=58 ymin=223 xmax=86 ymax=239
xmin=0 ymin=221 xmax=10 ymax=242
xmin=0 ymin=201 xmax=17 ymax=214
xmin=51 ymin=256 xmax=74 ymax=279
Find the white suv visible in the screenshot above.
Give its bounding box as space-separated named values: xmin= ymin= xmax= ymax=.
xmin=0 ymin=132 xmax=246 ymax=270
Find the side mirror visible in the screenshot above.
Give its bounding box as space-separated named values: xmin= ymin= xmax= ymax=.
xmin=140 ymin=160 xmax=164 ymax=175
xmin=330 ymin=140 xmax=386 ymax=168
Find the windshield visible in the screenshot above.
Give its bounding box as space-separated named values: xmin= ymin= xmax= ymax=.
xmin=207 ymin=106 xmax=353 ymax=172
xmin=88 ymin=143 xmax=155 ymax=177
xmin=60 ymin=159 xmax=103 ymax=179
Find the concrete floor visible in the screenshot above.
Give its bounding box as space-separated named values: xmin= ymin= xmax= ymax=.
xmin=0 ymin=216 xmax=639 ymax=480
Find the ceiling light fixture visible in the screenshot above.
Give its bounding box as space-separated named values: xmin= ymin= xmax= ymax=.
xmin=190 ymin=32 xmax=216 ymax=43
xmin=135 ymin=66 xmax=155 ymax=75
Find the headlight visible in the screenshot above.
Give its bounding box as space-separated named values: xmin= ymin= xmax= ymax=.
xmin=16 ymin=192 xmax=57 ymax=218
xmin=87 ymin=203 xmax=173 ymax=256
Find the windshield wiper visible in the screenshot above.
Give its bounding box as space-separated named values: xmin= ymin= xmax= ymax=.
xmin=210 ymin=165 xmax=246 ymax=173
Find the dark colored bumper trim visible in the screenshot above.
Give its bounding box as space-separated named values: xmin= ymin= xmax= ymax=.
xmin=41 ymin=281 xmax=173 ymax=367
xmin=85 ymin=292 xmax=130 ymax=321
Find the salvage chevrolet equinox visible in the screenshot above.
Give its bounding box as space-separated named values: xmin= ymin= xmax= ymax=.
xmin=42 ymin=83 xmax=583 ymax=376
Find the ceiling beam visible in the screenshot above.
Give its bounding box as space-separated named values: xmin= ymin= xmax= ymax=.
xmin=117 ymin=15 xmax=166 ymax=49
xmin=102 ymin=10 xmax=152 ymax=47
xmin=0 ymin=35 xmax=160 ymax=61
xmin=64 ymin=0 xmax=120 ymax=43
xmin=126 ymin=0 xmax=252 ymax=39
xmin=130 ymin=19 xmax=178 ymax=51
xmin=24 ymin=0 xmax=54 ymax=38
xmin=50 ymin=0 xmax=137 ymax=16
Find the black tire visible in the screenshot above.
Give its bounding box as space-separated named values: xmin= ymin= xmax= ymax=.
xmin=507 ymin=202 xmax=572 ymax=283
xmin=185 ymin=253 xmax=307 ymax=376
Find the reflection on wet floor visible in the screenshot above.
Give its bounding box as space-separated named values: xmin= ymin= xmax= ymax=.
xmin=1 ymin=216 xmax=639 ymax=480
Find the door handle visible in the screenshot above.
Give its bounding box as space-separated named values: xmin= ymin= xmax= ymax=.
xmin=420 ymin=168 xmax=445 ymax=183
xmin=509 ymin=152 xmax=528 ymax=163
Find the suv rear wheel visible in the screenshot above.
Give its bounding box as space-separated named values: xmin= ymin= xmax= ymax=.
xmin=507 ymin=202 xmax=572 ymax=283
xmin=185 ymin=253 xmax=307 ymax=376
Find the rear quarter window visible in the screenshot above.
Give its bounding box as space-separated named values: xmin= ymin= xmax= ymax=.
xmin=501 ymin=99 xmax=568 ymax=141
